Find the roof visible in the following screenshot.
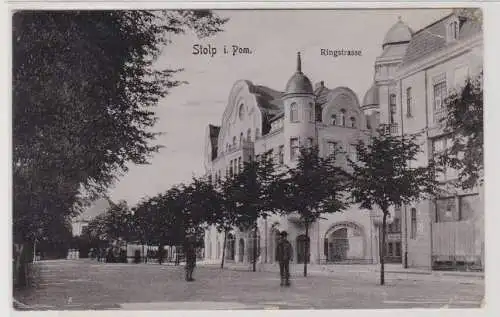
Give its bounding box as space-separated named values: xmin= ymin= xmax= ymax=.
xmin=378 ymin=43 xmax=409 ymax=59
xmin=362 ymin=84 xmax=379 ymax=107
xmin=401 ymin=13 xmax=482 ymax=67
xmin=383 ymin=18 xmax=413 ymax=48
xmin=284 ymin=52 xmax=314 ymax=95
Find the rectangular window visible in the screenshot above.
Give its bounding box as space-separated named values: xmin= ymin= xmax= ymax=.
xmin=433 ymin=80 xmax=447 ymax=122
xmin=406 ymin=87 xmax=412 ymax=117
xmin=389 ymin=94 xmax=397 ymax=124
xmin=290 ymin=138 xmax=299 ymax=159
xmin=410 ymin=208 xmax=417 ymax=239
xmin=387 ymin=243 xmax=393 ymax=256
xmin=459 ymin=194 xmax=478 ymax=221
xmin=238 ymin=157 xmax=242 ymax=173
xmin=327 ymin=141 xmax=337 ymax=158
xmin=395 ymin=242 xmax=401 ymax=257
xmin=278 ymin=145 xmax=284 ymax=165
xmin=436 ymin=197 xmax=458 ymax=222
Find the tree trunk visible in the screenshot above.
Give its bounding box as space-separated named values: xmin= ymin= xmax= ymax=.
xmin=221 ymin=230 xmax=227 ymax=269
xmin=380 ymin=211 xmax=388 ymax=285
xmin=33 ymin=238 xmax=37 ymax=263
xmin=142 ymin=243 xmax=145 ymax=263
xmin=252 ymin=226 xmax=257 ymax=272
xmin=304 ymin=223 xmax=309 ymax=277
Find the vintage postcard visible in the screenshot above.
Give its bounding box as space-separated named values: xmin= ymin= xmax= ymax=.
xmin=11 ymin=5 xmax=485 ymax=313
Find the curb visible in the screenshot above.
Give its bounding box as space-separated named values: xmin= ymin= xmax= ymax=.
xmin=200 ymin=264 xmax=484 ymax=279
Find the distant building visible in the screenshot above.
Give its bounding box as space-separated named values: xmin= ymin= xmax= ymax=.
xmin=71 ymin=198 xmax=110 ymax=237
xmin=202 ymin=11 xmax=483 ymax=270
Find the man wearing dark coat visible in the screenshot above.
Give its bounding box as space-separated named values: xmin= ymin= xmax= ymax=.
xmin=276 ymin=231 xmax=293 ymax=286
xmin=184 ymin=234 xmax=197 ymax=282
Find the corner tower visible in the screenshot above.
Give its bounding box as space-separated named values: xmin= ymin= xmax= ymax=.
xmin=282 ymin=52 xmax=316 ymax=165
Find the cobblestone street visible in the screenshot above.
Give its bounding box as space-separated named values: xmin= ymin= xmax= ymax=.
xmin=14 ymin=260 xmax=484 ymax=310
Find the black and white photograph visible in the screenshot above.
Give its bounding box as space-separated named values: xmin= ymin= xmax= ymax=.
xmin=10 ymin=4 xmax=488 ymax=312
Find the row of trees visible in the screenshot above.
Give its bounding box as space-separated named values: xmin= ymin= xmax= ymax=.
xmin=85 ymin=65 xmax=484 ymax=285
xmin=83 ymin=125 xmax=442 ymax=285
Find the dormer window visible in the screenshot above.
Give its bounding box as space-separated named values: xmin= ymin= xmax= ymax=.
xmin=447 ymin=18 xmax=459 ymax=42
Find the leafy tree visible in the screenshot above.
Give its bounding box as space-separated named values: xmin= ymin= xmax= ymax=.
xmin=203 ymin=175 xmax=240 ymax=269
xmin=12 ymin=10 xmax=228 ymax=250
xmin=104 ymin=200 xmax=133 ymax=244
xmin=439 ymin=71 xmax=483 ymax=190
xmin=347 ymin=127 xmax=439 ymax=285
xmin=235 ymin=153 xmax=283 ymax=272
xmin=278 ymin=146 xmax=348 ymax=277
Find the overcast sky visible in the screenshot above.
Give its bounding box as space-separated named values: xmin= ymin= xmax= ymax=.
xmin=107 ymin=8 xmax=452 ymax=205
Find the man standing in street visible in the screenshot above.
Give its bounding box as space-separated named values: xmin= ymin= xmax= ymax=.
xmin=276 ymin=231 xmax=293 ymax=287
xmin=184 ymin=232 xmax=197 ymax=282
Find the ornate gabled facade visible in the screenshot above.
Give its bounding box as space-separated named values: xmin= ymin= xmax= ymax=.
xmin=203 ymin=11 xmax=483 ymax=270
xmin=203 ymin=53 xmax=384 ymax=266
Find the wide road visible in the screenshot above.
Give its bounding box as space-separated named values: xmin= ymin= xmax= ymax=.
xmin=14 ymin=260 xmax=484 ymax=310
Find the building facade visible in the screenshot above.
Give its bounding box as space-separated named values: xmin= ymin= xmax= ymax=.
xmin=203 ymin=12 xmax=483 ymax=269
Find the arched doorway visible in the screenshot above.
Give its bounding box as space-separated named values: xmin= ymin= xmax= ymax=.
xmin=296 ymin=235 xmax=310 ymax=264
xmin=325 ymin=222 xmax=365 ymax=263
xmin=329 ymin=228 xmax=348 ymax=261
xmin=226 ymin=233 xmax=235 ymax=261
xmin=238 ymin=238 xmax=245 ymax=262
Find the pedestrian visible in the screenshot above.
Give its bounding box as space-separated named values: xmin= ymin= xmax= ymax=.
xmin=184 ymin=235 xmax=197 ymax=282
xmin=276 ymin=231 xmax=293 ymax=287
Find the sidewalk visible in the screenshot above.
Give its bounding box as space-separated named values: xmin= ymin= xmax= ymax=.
xmin=199 ymin=261 xmax=484 ymax=280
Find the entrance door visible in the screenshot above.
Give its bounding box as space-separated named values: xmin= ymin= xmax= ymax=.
xmin=329 ymin=228 xmax=348 ymax=261
xmin=296 ymin=235 xmax=310 ymax=264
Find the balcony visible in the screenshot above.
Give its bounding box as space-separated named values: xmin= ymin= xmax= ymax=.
xmin=379 ymin=123 xmax=399 ymax=135
xmin=225 ymin=140 xmax=254 ymax=155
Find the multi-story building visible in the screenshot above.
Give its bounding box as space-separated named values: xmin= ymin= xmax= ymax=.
xmin=202 ymin=11 xmax=483 ymax=269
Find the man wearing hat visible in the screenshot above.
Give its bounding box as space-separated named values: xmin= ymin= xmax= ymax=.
xmin=276 ymin=231 xmax=293 ymax=286
xmin=184 ymin=230 xmax=197 ymax=282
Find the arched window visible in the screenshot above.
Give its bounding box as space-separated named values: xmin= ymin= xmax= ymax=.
xmin=306 ymin=103 xmax=314 ymax=122
xmin=340 ymin=109 xmax=346 ymax=127
xmin=232 ymin=136 xmax=236 ymax=147
xmin=238 ymin=103 xmax=245 ymax=120
xmin=331 ymin=114 xmax=337 ymax=126
xmin=240 ymin=132 xmax=243 ymax=145
xmin=350 ymin=117 xmax=356 ymax=128
xmin=290 ymin=102 xmax=298 ymax=122
xmin=247 ymin=129 xmax=251 ymax=142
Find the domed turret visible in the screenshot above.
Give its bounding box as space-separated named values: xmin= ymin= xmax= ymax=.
xmin=362 ymin=84 xmax=380 ymax=108
xmin=382 ymin=16 xmax=412 ymax=48
xmin=284 ymin=52 xmax=313 ymax=95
